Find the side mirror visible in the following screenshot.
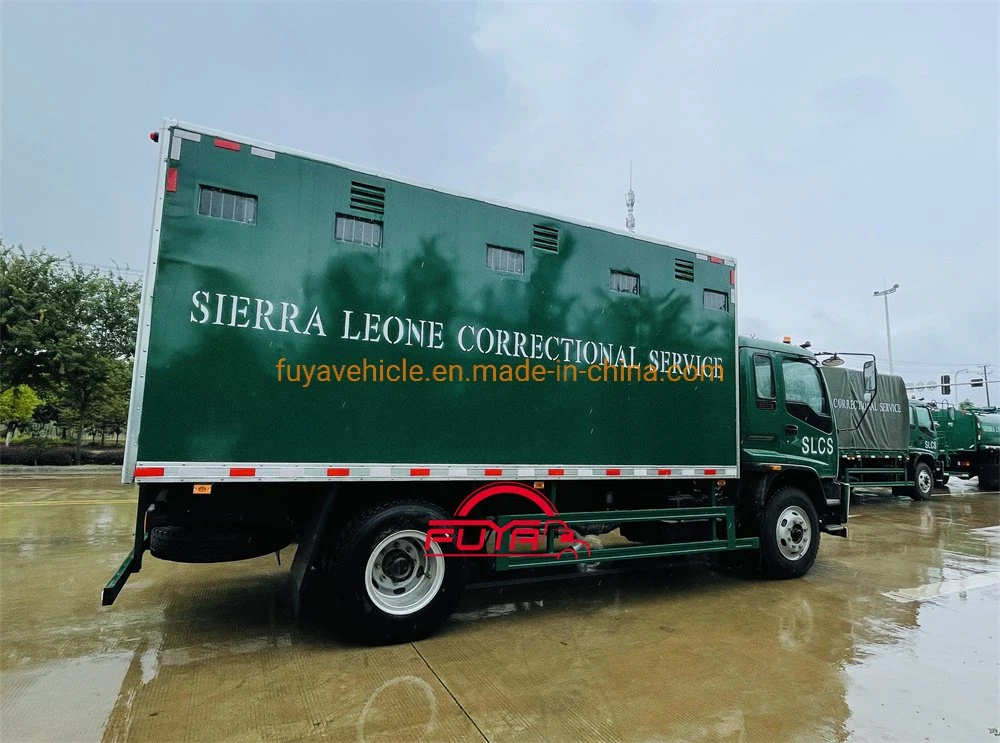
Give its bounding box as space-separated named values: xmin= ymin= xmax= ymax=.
xmin=862 ymin=360 xmax=877 ymax=394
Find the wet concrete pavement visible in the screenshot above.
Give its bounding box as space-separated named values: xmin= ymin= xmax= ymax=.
xmin=1 ymin=474 xmax=997 ymax=742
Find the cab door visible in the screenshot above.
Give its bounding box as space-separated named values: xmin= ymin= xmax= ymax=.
xmin=740 ymin=349 xmax=784 ymax=463
xmin=774 ymin=355 xmax=838 ymax=477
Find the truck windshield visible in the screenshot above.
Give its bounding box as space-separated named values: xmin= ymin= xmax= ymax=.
xmin=782 ymin=359 xmax=832 ymax=433
xmin=915 ymin=405 xmax=933 ymax=431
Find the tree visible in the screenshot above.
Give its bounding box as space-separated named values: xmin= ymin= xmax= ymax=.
xmin=88 ymin=360 xmax=132 ymax=445
xmin=959 ymin=399 xmax=974 ymax=411
xmin=1 ymin=240 xmax=141 ymax=461
xmin=0 ymin=384 xmax=42 ymax=445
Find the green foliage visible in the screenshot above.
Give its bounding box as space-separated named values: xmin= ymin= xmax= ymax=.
xmin=0 ymin=385 xmax=41 ymax=425
xmin=0 ymin=238 xmax=141 ymax=460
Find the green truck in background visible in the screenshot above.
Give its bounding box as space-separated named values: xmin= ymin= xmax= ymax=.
xmin=821 ymin=368 xmax=941 ymax=500
xmin=931 ymin=406 xmax=1000 ymax=490
xmin=104 ymin=121 xmax=877 ymax=643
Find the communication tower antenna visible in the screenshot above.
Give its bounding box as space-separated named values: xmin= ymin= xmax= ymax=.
xmin=625 ymin=161 xmax=636 ymax=233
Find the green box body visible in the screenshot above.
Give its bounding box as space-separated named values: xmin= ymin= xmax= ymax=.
xmin=124 ymin=123 xmax=739 ymax=480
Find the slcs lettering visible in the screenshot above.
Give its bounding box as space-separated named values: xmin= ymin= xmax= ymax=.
xmin=801 ymin=436 xmax=834 ymax=457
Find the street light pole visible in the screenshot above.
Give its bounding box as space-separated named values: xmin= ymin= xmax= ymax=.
xmin=873 ymin=283 xmax=899 ymax=375
xmin=954 ymin=368 xmax=970 ymax=406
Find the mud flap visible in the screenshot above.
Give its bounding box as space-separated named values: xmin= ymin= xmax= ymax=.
xmin=289 ymin=491 xmax=337 ymax=619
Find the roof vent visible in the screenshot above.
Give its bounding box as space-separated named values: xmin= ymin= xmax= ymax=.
xmin=675 ymin=258 xmax=694 ymax=282
xmin=350 ymin=181 xmax=386 ymax=216
xmin=532 ymin=224 xmax=559 ymax=252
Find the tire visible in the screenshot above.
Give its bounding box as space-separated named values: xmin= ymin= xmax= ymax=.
xmin=758 ymin=487 xmax=820 ymax=580
xmin=149 ymin=526 xmax=290 ymax=563
xmin=979 ymin=462 xmax=1000 ymax=491
xmin=910 ymin=462 xmax=934 ymax=501
xmin=321 ymin=500 xmax=467 ymax=645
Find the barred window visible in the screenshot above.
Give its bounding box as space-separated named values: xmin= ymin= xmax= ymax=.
xmin=335 ymin=214 xmax=382 ymax=247
xmin=486 ymin=245 xmax=524 ymax=275
xmin=610 ymin=270 xmax=640 ymax=295
xmin=704 ymin=289 xmax=729 ymax=311
xmin=198 ymin=186 xmax=257 ymax=225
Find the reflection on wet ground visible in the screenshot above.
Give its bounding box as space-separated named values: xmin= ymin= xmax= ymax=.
xmin=0 ymin=474 xmax=997 ymax=742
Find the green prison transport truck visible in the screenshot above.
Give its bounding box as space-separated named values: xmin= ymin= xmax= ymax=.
xmin=820 ymin=368 xmax=941 ymax=500
xmin=931 ymin=406 xmax=1000 ymax=490
xmin=105 ymin=120 xmax=876 ymax=643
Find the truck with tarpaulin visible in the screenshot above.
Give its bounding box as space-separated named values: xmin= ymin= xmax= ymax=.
xmin=820 ymin=367 xmax=939 ymax=500
xmin=931 ymin=406 xmax=1000 ymax=490
xmin=103 ymin=120 xmax=877 ymax=643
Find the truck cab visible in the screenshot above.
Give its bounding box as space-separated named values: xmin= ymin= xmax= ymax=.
xmin=909 ymin=400 xmax=947 ymax=486
xmin=738 ymin=338 xmax=845 ymax=536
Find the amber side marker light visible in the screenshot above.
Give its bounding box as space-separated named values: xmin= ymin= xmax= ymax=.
xmin=193 ymin=484 xmax=212 ymax=495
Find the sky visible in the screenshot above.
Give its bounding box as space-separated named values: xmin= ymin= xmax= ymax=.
xmin=2 ymin=1 xmax=997 ymax=405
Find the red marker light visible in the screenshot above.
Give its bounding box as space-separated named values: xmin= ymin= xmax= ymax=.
xmin=149 ymin=131 xmax=159 ymax=142
xmin=709 ymin=256 xmax=724 ymax=264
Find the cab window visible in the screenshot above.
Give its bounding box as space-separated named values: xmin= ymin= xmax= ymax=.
xmin=915 ymin=405 xmax=933 ymax=431
xmin=753 ymin=354 xmax=776 ymax=409
xmin=781 ymin=359 xmax=832 ymax=433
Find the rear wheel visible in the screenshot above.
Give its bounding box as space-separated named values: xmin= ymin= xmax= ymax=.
xmin=910 ymin=462 xmax=934 ymax=501
xmin=320 ymin=500 xmax=467 ymax=645
xmin=758 ymin=487 xmax=820 ymax=579
xmin=979 ymin=461 xmax=1000 ymax=491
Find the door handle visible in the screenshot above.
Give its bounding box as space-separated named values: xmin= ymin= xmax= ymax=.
xmin=785 ymin=424 xmax=799 ymax=435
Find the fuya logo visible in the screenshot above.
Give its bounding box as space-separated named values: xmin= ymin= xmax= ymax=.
xmin=424 ymin=482 xmax=591 ymax=559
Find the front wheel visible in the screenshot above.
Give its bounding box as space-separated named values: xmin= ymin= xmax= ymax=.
xmin=758 ymin=487 xmax=820 ymax=579
xmin=910 ymin=462 xmax=935 ymax=501
xmin=320 ymin=500 xmax=467 ymax=644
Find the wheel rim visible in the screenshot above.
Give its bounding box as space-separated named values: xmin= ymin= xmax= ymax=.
xmin=917 ymin=469 xmax=932 ymax=495
xmin=364 ymin=530 xmax=445 ymax=616
xmin=775 ymin=506 xmax=811 ymax=561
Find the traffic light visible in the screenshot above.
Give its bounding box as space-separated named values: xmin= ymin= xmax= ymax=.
xmin=940 ymin=375 xmax=951 ymax=396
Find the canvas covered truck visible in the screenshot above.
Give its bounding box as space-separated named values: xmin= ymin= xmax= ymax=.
xmin=104 ymin=120 xmax=876 ymax=643
xmin=820 ymin=368 xmax=939 ymax=500
xmin=931 ymin=406 xmax=1000 ymax=490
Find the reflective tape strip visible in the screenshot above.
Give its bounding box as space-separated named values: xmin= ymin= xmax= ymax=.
xmin=214 ymin=138 xmax=241 ymax=151
xmin=250 ymin=146 xmax=276 ymax=159
xmin=131 ymin=463 xmax=739 ymax=482
xmin=170 ymin=130 xmax=201 ymax=163
xmin=696 ymin=253 xmax=709 ymax=261
xmin=134 ymin=466 xmax=165 ymax=478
